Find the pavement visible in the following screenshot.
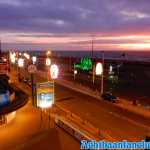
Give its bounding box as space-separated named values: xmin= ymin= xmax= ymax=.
xmin=0 ymin=70 xmax=80 ymax=150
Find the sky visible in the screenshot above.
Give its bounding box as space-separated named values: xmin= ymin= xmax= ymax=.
xmin=0 ymin=0 xmax=150 ymax=51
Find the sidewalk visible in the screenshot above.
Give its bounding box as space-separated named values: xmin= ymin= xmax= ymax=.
xmin=55 ymin=79 xmax=150 ymax=118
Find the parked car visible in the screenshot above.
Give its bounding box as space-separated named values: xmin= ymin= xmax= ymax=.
xmin=101 ymin=92 xmax=118 ymax=103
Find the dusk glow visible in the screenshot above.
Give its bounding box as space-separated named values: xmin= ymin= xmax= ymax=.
xmin=0 ymin=0 xmax=150 ymax=51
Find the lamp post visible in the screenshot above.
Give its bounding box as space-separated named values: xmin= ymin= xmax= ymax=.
xmin=46 ymin=50 xmax=52 ymax=57
xmin=96 ymin=62 xmax=103 ymax=95
xmin=46 ymin=58 xmax=51 ymax=81
xmin=50 ymin=64 xmax=59 ymax=80
xmin=101 ymin=51 xmax=104 ymax=95
xmin=17 ymin=58 xmax=24 ymax=82
xmin=32 ymin=56 xmax=37 ymax=64
xmin=74 ymin=69 xmax=77 ymax=80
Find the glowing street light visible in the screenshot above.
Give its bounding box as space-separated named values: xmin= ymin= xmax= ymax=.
xmin=46 ymin=50 xmax=52 ymax=56
xmin=50 ymin=64 xmax=59 ymax=79
xmin=96 ymin=62 xmax=104 ymax=95
xmin=46 ymin=58 xmax=51 ymax=81
xmin=24 ymin=53 xmax=30 ymax=60
xmin=32 ymin=56 xmax=37 ymax=64
xmin=10 ymin=52 xmax=16 ymax=64
xmin=109 ymin=65 xmax=113 ymax=73
xmin=74 ymin=70 xmax=77 ymax=75
xmin=96 ymin=62 xmax=103 ymax=75
xmin=74 ymin=69 xmax=77 ymax=80
xmin=46 ymin=58 xmax=51 ymax=66
xmin=18 ymin=58 xmax=24 ymax=67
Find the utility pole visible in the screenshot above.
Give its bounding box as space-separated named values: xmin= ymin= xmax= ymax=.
xmin=91 ymin=38 xmax=94 ymax=58
xmin=91 ymin=35 xmax=94 ymax=84
xmin=101 ymin=51 xmax=104 ymax=95
xmin=0 ymin=39 xmax=2 ymax=54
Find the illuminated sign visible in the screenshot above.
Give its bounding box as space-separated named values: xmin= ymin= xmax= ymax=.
xmin=36 ymin=82 xmax=54 ymax=108
xmin=18 ymin=58 xmax=24 ymax=67
xmin=75 ymin=57 xmax=93 ymax=71
xmin=50 ymin=64 xmax=59 ymax=79
xmin=46 ymin=58 xmax=51 ymax=66
xmin=32 ymin=56 xmax=37 ymax=64
xmin=96 ymin=62 xmax=103 ymax=75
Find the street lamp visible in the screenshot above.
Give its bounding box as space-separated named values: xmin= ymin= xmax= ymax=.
xmin=46 ymin=58 xmax=51 ymax=81
xmin=50 ymin=64 xmax=59 ymax=80
xmin=18 ymin=58 xmax=24 ymax=68
xmin=10 ymin=52 xmax=16 ymax=64
xmin=46 ymin=50 xmax=52 ymax=57
xmin=24 ymin=53 xmax=30 ymax=60
xmin=96 ymin=62 xmax=103 ymax=95
xmin=74 ymin=69 xmax=77 ymax=80
xmin=109 ymin=65 xmax=113 ymax=74
xmin=96 ymin=62 xmax=103 ymax=75
xmin=32 ymin=56 xmax=37 ymax=64
xmin=17 ymin=58 xmax=24 ymax=82
xmin=46 ymin=58 xmax=51 ymax=66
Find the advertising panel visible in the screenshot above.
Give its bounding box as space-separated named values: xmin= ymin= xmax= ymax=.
xmin=36 ymin=82 xmax=54 ymax=108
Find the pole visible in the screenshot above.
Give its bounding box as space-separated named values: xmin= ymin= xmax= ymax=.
xmin=92 ymin=65 xmax=95 ymax=84
xmin=0 ymin=39 xmax=1 ymax=54
xmin=101 ymin=51 xmax=104 ymax=95
xmin=73 ymin=63 xmax=75 ymax=80
xmin=91 ymin=35 xmax=95 ymax=84
xmin=91 ymin=38 xmax=94 ymax=58
xmin=31 ymin=73 xmax=35 ymax=106
xmin=47 ymin=66 xmax=49 ymax=81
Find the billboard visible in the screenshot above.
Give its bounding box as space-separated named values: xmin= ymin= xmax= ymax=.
xmin=36 ymin=81 xmax=54 ymax=108
xmin=74 ymin=57 xmax=93 ymax=71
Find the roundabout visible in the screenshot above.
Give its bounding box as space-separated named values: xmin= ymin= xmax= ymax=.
xmin=0 ymin=74 xmax=28 ymax=125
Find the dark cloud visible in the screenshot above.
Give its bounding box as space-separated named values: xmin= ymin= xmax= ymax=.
xmin=0 ymin=0 xmax=150 ymax=34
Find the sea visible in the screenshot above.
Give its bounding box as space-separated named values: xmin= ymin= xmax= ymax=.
xmin=29 ymin=50 xmax=150 ymax=62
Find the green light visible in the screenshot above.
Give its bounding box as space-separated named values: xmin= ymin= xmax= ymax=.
xmin=75 ymin=57 xmax=93 ymax=71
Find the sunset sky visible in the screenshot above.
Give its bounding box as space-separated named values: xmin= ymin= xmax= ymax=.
xmin=0 ymin=0 xmax=150 ymax=51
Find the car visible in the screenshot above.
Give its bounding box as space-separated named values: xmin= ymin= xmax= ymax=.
xmin=101 ymin=92 xmax=118 ymax=103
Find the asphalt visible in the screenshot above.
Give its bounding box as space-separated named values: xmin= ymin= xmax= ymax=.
xmin=0 ymin=70 xmax=80 ymax=150
xmin=55 ymin=83 xmax=150 ymax=141
xmin=14 ymin=68 xmax=150 ymax=141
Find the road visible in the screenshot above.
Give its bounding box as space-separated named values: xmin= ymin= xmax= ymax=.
xmin=54 ymin=83 xmax=150 ymax=141
xmin=7 ymin=68 xmax=150 ymax=144
xmin=0 ymin=70 xmax=80 ymax=150
xmin=34 ymin=70 xmax=150 ymax=141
